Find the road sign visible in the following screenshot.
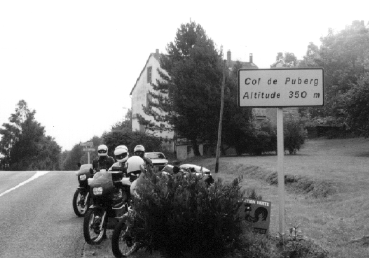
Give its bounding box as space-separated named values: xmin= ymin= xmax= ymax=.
xmin=238 ymin=68 xmax=324 ymax=107
xmin=81 ymin=141 xmax=93 ymax=148
xmin=83 ymin=148 xmax=95 ymax=152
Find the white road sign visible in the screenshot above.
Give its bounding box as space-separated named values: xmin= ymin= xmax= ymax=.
xmin=80 ymin=141 xmax=93 ymax=147
xmin=238 ymin=68 xmax=324 ymax=107
xmin=83 ymin=147 xmax=96 ymax=152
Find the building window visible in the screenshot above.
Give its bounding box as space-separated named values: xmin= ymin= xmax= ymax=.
xmin=146 ymin=93 xmax=152 ymax=107
xmin=147 ymin=66 xmax=152 ymax=83
xmin=139 ymin=123 xmax=145 ymax=133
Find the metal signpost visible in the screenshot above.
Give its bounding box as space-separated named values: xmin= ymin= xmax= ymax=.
xmin=81 ymin=142 xmax=94 ymax=164
xmin=238 ymin=68 xmax=324 ymax=237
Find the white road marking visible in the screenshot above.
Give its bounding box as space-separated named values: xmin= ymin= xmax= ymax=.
xmin=0 ymin=171 xmax=49 ymax=197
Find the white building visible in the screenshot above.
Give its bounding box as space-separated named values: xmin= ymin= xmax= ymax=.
xmin=130 ymin=49 xmax=174 ymax=152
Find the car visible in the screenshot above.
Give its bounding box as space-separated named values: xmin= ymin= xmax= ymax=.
xmin=144 ymin=152 xmax=168 ymax=171
xmin=161 ymin=163 xmax=214 ymax=185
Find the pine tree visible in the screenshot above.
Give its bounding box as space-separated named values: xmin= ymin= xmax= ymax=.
xmin=139 ymin=21 xmax=224 ymax=155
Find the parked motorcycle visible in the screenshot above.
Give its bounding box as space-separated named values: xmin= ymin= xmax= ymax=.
xmin=73 ymin=164 xmax=93 ymax=217
xmin=111 ymin=207 xmax=140 ymax=258
xmin=83 ymin=168 xmax=131 ymax=245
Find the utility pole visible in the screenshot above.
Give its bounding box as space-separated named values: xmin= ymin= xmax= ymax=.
xmin=215 ymin=60 xmax=226 ymax=173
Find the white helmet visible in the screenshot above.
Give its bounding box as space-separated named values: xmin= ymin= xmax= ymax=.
xmin=114 ymin=145 xmax=129 ymax=163
xmin=127 ymin=156 xmax=145 ymax=173
xmin=97 ymin=144 xmax=108 ymax=157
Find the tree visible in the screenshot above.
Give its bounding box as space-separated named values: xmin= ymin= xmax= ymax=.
xmin=102 ymin=130 xmax=162 ymax=155
xmin=221 ymin=61 xmax=254 ymax=155
xmin=111 ymin=109 xmax=132 ymax=132
xmin=0 ymin=100 xmax=61 ymax=170
xmin=340 ymin=73 xmax=369 ymax=137
xmin=300 ymin=20 xmax=369 ymax=126
xmin=270 ymin=52 xmax=298 ymax=67
xmin=140 ymin=21 xmax=224 ymax=156
xmin=61 ymin=144 xmax=84 ymax=170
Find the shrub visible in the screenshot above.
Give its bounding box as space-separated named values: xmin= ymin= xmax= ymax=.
xmin=129 ymin=170 xmax=246 ymax=258
xmin=246 ymin=120 xmax=277 ymax=155
xmin=102 ymin=130 xmax=163 ymax=155
xmin=284 ymin=115 xmax=307 ymax=154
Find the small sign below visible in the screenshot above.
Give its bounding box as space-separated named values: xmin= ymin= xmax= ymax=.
xmin=83 ymin=147 xmax=95 ymax=152
xmin=238 ymin=199 xmax=271 ymax=234
xmin=238 ymin=68 xmax=324 ymax=107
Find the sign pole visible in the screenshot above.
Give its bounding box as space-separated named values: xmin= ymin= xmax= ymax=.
xmin=215 ymin=60 xmax=226 ymax=173
xmin=277 ymin=108 xmax=285 ymax=237
xmin=87 ymin=150 xmax=90 ymax=164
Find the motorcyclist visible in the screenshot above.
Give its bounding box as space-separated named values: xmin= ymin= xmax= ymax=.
xmin=92 ymin=144 xmax=115 ymax=172
xmin=125 ymin=156 xmax=146 ymax=197
xmin=110 ymin=145 xmax=130 ymax=173
xmin=105 ymin=145 xmax=130 ymax=209
xmin=133 ymin=144 xmax=153 ymax=171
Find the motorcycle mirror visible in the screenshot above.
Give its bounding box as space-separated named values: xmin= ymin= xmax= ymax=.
xmin=77 ymin=162 xmax=81 ymax=168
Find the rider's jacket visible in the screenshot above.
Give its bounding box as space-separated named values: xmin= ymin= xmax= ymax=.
xmin=92 ymin=156 xmax=115 ymax=172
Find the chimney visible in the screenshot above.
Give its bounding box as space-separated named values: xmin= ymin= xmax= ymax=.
xmin=227 ymin=50 xmax=231 ymax=66
xmin=249 ymin=53 xmax=253 ymax=63
xmin=155 ymin=49 xmax=160 ymax=59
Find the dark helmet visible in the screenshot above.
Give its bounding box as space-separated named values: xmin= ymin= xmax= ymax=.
xmin=134 ymin=145 xmax=145 ymax=158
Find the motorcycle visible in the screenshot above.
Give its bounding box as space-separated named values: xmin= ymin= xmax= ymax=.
xmin=111 ymin=176 xmax=143 ymax=258
xmin=83 ymin=167 xmax=131 ymax=245
xmin=73 ymin=163 xmax=93 ymax=217
xmin=111 ymin=207 xmax=140 ymax=258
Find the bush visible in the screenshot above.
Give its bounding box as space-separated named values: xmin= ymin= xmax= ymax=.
xmin=102 ymin=131 xmax=163 ymax=156
xmin=284 ymin=115 xmax=307 ymax=154
xmin=245 ymin=120 xmax=277 ymax=155
xmin=129 ymin=170 xmax=246 ymax=258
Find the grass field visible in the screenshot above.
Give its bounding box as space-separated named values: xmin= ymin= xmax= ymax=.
xmin=83 ymin=138 xmax=369 ymax=258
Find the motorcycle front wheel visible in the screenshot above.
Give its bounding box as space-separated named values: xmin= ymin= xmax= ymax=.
xmin=83 ymin=208 xmax=107 ymax=245
xmin=72 ymin=189 xmax=90 ymax=217
xmin=111 ymin=216 xmax=139 ymax=257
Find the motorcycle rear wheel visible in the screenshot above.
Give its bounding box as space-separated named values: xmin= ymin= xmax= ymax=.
xmin=111 ymin=216 xmax=139 ymax=257
xmin=72 ymin=189 xmax=90 ymax=217
xmin=83 ymin=209 xmax=107 ymax=245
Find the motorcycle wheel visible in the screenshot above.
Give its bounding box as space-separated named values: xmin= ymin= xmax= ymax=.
xmin=111 ymin=216 xmax=139 ymax=258
xmin=83 ymin=208 xmax=107 ymax=245
xmin=72 ymin=189 xmax=90 ymax=217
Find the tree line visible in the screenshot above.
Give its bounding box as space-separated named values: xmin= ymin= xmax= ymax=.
xmin=1 ymin=20 xmax=367 ymax=169
xmin=0 ymin=100 xmax=61 ymax=170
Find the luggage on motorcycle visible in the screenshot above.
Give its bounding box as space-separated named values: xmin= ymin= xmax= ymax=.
xmin=88 ymin=170 xmax=115 ymax=194
xmin=76 ymin=164 xmax=93 ymax=176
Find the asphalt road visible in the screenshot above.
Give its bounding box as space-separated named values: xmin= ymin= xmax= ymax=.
xmin=0 ymin=170 xmax=86 ymax=258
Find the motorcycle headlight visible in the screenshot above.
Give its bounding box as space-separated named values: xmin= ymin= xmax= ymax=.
xmin=79 ymin=174 xmax=87 ymax=181
xmin=93 ymin=187 xmax=103 ymax=195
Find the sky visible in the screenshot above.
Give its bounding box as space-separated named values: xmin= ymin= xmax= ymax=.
xmin=0 ymin=0 xmax=368 ymax=151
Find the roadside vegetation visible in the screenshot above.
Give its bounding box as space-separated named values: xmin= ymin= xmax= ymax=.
xmin=82 ymin=138 xmax=368 ymax=258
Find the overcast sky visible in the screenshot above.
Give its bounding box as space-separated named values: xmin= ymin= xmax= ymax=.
xmin=0 ymin=0 xmax=368 ymax=151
